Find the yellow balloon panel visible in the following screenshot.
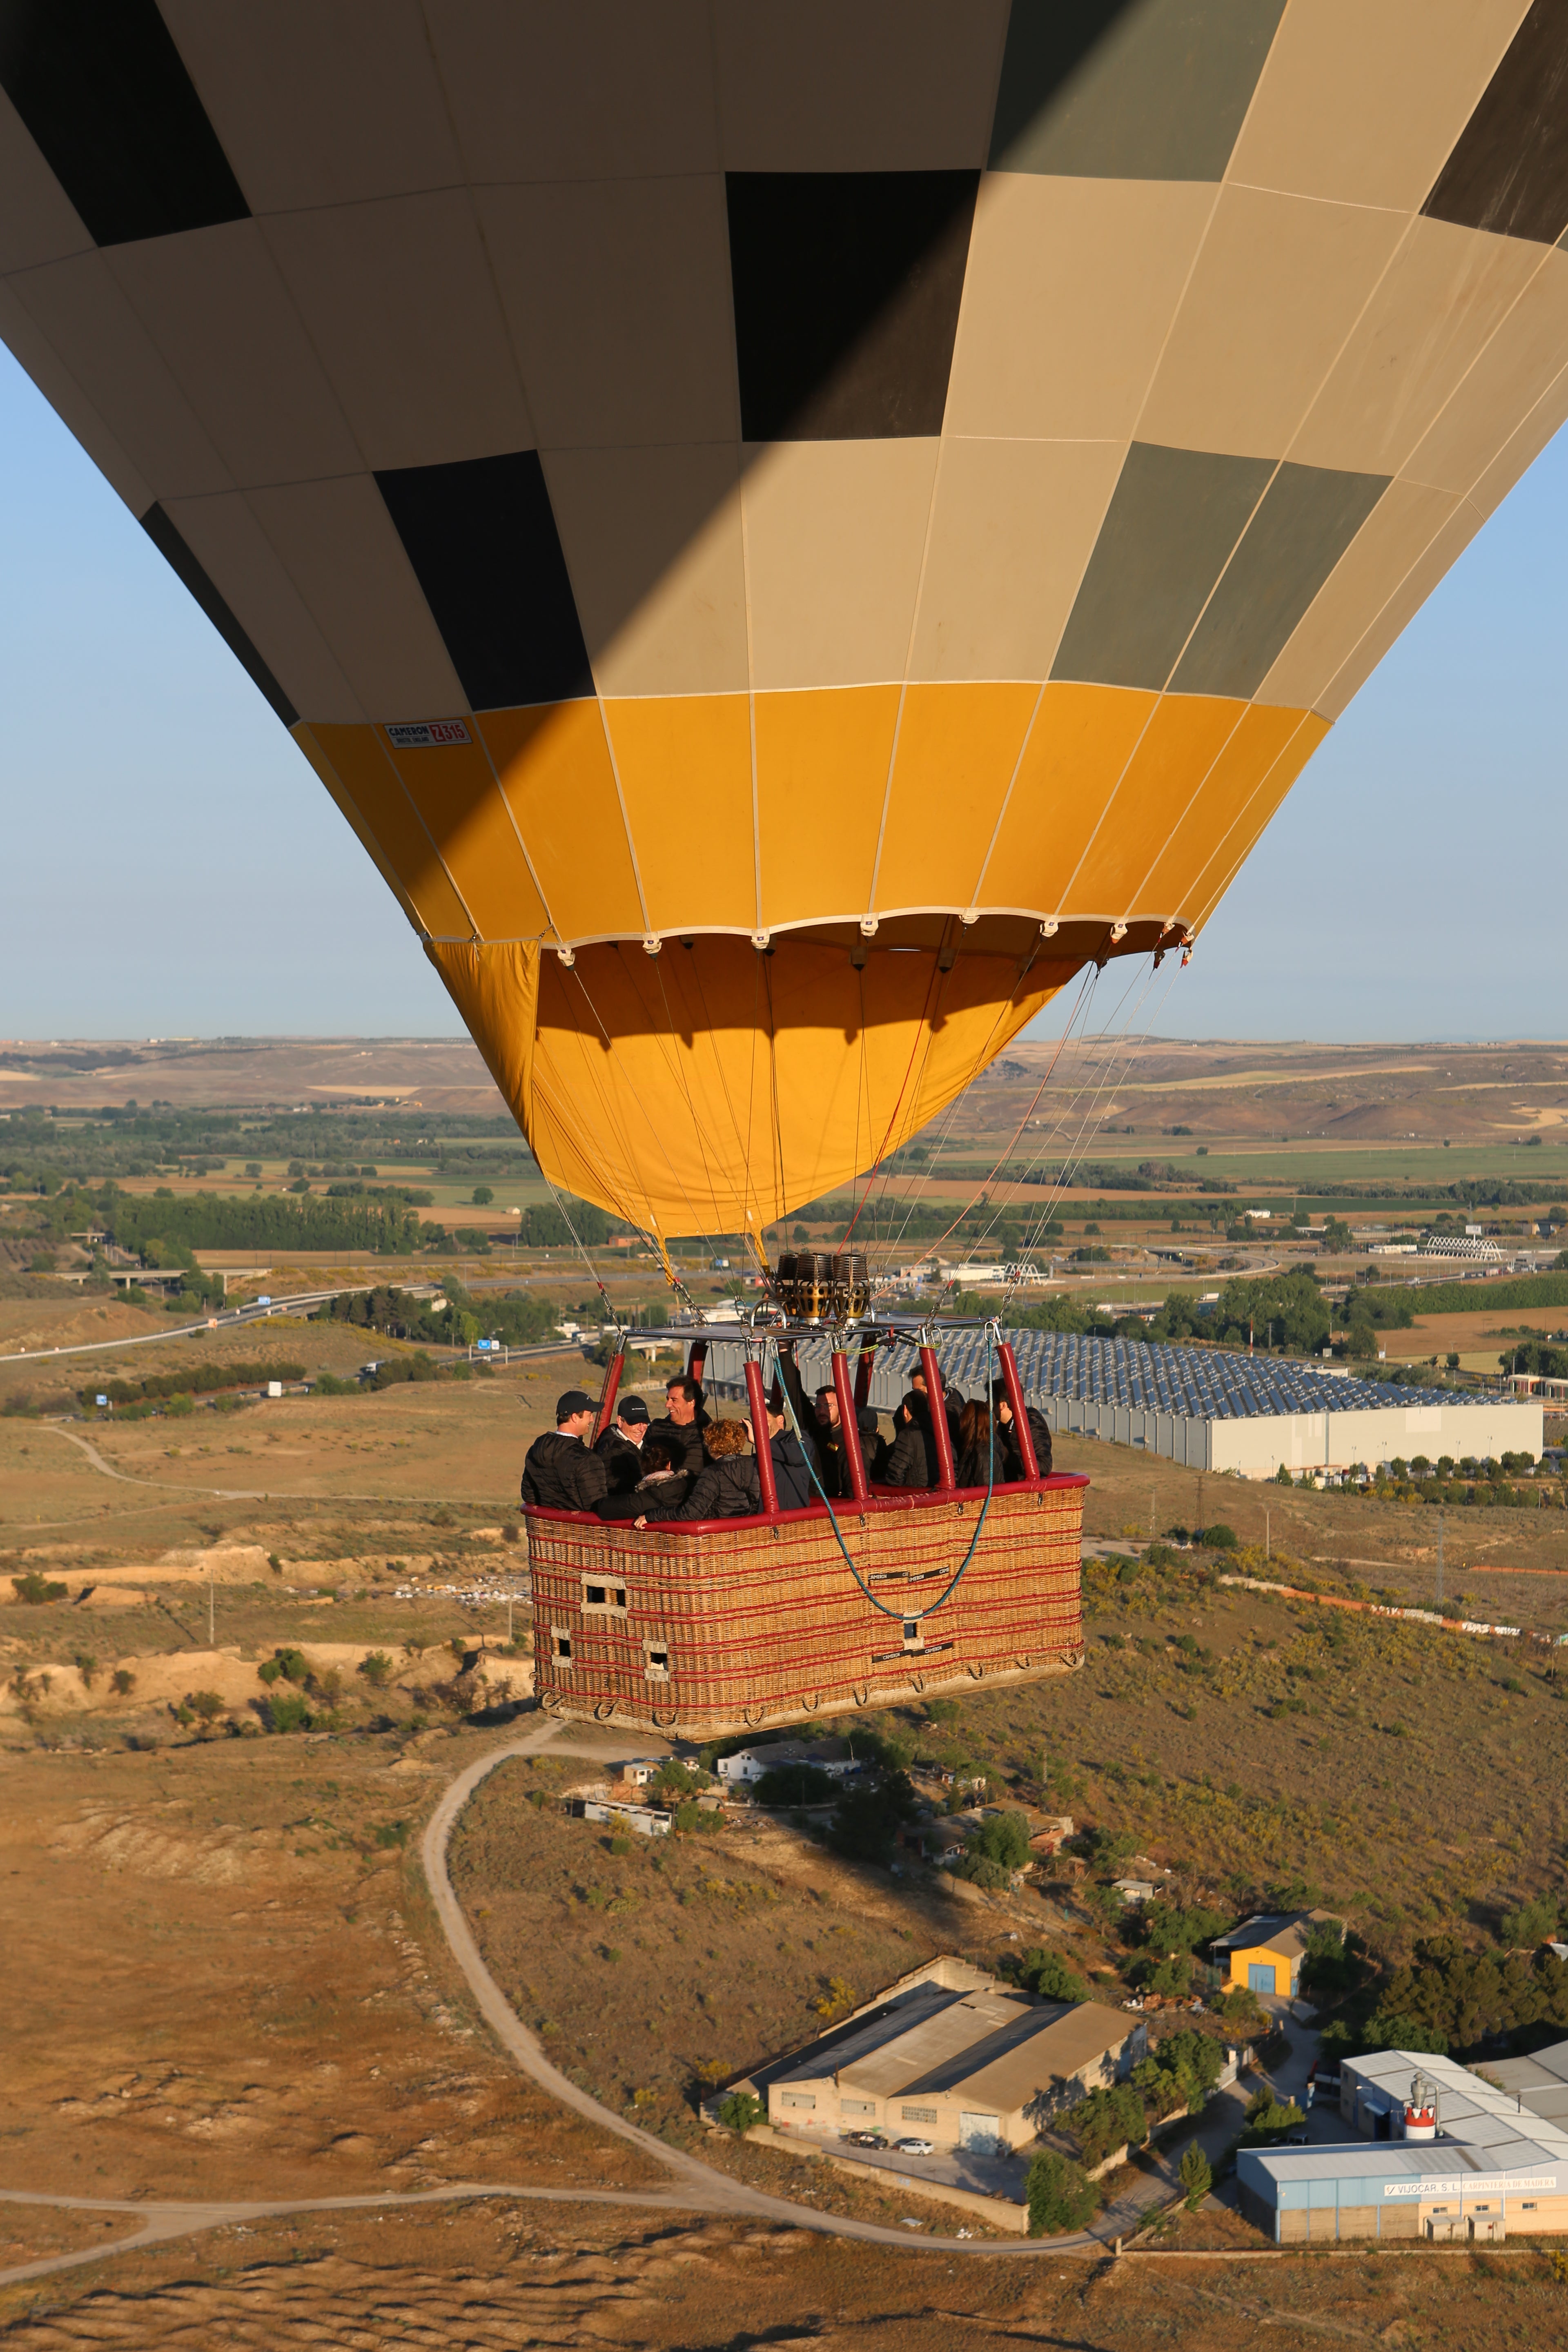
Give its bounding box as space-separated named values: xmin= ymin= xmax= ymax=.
xmin=427 ymin=933 xmax=1070 ymax=1239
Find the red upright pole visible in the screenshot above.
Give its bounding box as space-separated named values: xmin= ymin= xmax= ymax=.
xmin=997 ymin=1339 xmax=1039 ymax=1479
xmin=832 ymin=1350 xmax=869 ymax=1503
xmin=592 ymin=1351 xmax=624 ymax=1443
xmin=687 ymin=1339 xmax=708 ymax=1387
xmin=854 ymin=1345 xmax=875 ymax=1409
xmin=918 ymin=1344 xmax=957 ymax=1490
xmin=744 ymin=1359 xmax=779 ymax=1515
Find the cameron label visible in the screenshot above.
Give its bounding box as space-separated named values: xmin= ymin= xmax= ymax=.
xmin=385 ymin=718 xmax=471 ymax=748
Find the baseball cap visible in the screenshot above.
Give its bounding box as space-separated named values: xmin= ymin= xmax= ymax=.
xmin=556 ymin=1388 xmax=595 ymax=1420
xmin=616 ymin=1396 xmax=650 ymax=1424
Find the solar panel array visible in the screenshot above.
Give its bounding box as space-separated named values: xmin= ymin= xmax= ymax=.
xmin=935 ymin=1330 xmax=1483 ymax=1420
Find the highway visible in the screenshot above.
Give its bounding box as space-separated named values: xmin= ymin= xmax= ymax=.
xmin=0 ymin=1281 xmax=443 ymax=1367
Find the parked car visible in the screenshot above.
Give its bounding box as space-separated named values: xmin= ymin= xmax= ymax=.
xmin=1285 ymin=2130 xmax=1310 ymax=2145
xmin=894 ymin=2136 xmax=935 ymax=2156
xmin=844 ymin=2130 xmax=888 ymax=2149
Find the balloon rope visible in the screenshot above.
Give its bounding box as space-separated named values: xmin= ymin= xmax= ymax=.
xmin=917 ymin=962 xmax=1098 ymax=1261
xmin=771 ymin=1325 xmax=997 ymax=1624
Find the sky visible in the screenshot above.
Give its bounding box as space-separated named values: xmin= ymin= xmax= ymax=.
xmin=0 ymin=344 xmax=1563 ymax=1046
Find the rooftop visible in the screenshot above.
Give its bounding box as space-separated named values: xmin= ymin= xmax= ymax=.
xmin=771 ymin=1982 xmax=1134 ymax=2119
xmin=1209 ymin=1908 xmax=1340 ymax=1961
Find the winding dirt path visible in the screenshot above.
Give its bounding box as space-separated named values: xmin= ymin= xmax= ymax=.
xmin=0 ymin=1717 xmax=1120 ymax=2295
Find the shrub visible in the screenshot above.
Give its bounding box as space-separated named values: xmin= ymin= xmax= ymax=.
xmin=359 ymin=1650 xmax=394 ymax=1688
xmin=257 ymin=1657 xmax=283 ymax=1685
xmin=1180 ymin=2143 xmax=1212 ymax=2209
xmin=11 ymin=1571 xmax=67 ymax=1604
xmin=270 ymin=1646 xmax=309 ymax=1683
xmin=1199 ymin=1523 xmax=1237 ymax=1550
xmin=373 ymin=1820 xmax=409 ymax=1848
xmin=673 ymin=1802 xmax=724 ymax=1835
xmin=73 ymin=1652 xmax=98 ymax=1688
xmin=110 ymin=1667 xmax=135 ymax=1696
xmin=1244 ymin=2092 xmax=1306 ymax=2142
xmin=186 ymin=1689 xmax=226 ymax=1724
xmin=950 ymin=1851 xmax=1011 ymax=1890
xmin=717 ymin=2090 xmax=763 ymax=2133
xmin=265 ymin=1689 xmax=310 ymax=1733
xmin=608 ymin=1834 xmax=633 ymax=1856
xmin=1025 ymin=2148 xmax=1096 ymax=2236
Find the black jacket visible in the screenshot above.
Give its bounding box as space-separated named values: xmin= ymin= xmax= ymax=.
xmin=521 ymin=1429 xmax=609 ymax=1511
xmin=594 ymin=1425 xmax=646 ymax=1493
xmin=769 ymin=1429 xmax=814 ymax=1510
xmin=595 ymin=1468 xmax=692 ymax=1520
xmin=1001 ymin=1405 xmax=1053 ymax=1480
xmin=648 ymin=1411 xmax=709 ymax=1477
xmin=650 ymin=1454 xmax=762 ymax=1521
xmin=882 ymin=1419 xmax=930 ymax=1488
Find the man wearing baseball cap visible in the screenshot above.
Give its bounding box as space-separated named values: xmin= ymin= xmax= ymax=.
xmin=595 ymin=1392 xmax=650 ymax=1493
xmin=520 ymin=1388 xmax=610 ymax=1512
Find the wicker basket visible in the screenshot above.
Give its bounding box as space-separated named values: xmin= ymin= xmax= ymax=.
xmin=528 ymin=1473 xmax=1085 ymax=1740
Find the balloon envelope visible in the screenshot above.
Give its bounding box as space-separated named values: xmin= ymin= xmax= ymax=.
xmin=3 ymin=3 xmax=1566 ymax=1234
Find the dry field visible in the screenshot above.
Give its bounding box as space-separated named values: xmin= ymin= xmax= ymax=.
xmin=6 ymin=1340 xmax=1568 ymax=2338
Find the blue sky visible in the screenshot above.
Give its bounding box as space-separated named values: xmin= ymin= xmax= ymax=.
xmin=0 ymin=344 xmax=1562 ymax=1044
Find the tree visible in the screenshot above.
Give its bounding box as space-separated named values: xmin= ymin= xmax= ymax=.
xmin=1062 ymin=2080 xmax=1145 ymax=2166
xmin=359 ymin=1650 xmax=394 ymax=1688
xmin=1025 ymin=2148 xmax=1097 ymax=2236
xmin=974 ymin=1809 xmax=1032 ymax=1870
xmin=752 ymin=1763 xmax=837 ymax=1808
xmin=828 ymin=1772 xmax=917 ymax=1863
xmin=472 ymin=1185 xmax=493 ymax=1205
xmin=1180 ymin=2143 xmax=1212 ymax=2209
xmin=1019 ymin=1947 xmax=1092 ymax=2004
xmin=717 ymin=2090 xmax=763 ymax=2133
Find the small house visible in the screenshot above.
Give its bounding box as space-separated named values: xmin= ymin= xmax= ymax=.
xmin=1209 ymin=1909 xmax=1341 ymax=1999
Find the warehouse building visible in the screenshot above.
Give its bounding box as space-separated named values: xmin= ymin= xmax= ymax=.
xmin=1238 ymin=2051 xmax=1568 ymax=2243
xmin=705 ymin=1333 xmax=1539 ymax=1479
xmin=762 ymin=1962 xmax=1144 ymax=2156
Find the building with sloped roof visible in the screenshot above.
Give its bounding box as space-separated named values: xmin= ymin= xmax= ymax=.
xmin=765 ymin=1969 xmax=1143 ymax=2157
xmin=1239 ymin=2051 xmax=1568 ymax=2244
xmin=1208 ymin=1908 xmax=1341 ymax=2000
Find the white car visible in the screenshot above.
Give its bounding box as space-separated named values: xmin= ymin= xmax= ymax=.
xmin=894 ymin=2136 xmax=934 ymax=2156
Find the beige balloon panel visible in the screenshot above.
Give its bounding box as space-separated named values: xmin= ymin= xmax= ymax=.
xmin=293 ymin=681 xmax=1324 ymax=1238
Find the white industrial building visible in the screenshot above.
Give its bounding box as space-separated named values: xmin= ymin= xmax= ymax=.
xmin=704 ymin=1332 xmax=1540 ymax=1480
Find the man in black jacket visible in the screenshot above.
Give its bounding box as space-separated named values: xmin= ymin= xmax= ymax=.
xmin=648 ymin=1373 xmax=709 ymax=1477
xmin=742 ymin=1403 xmax=815 ymax=1509
xmin=521 ymin=1389 xmax=609 ymax=1511
xmin=883 ymin=1392 xmax=931 ymax=1488
xmin=990 ymin=1378 xmax=1054 ymax=1478
xmin=594 ymin=1393 xmax=650 ymax=1491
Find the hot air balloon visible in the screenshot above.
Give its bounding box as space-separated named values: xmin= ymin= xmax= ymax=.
xmin=5 ymin=3 xmax=1567 ymax=1734
xmin=5 ymin=1 xmax=1566 ymax=1256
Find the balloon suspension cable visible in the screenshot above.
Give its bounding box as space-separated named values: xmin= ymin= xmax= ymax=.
xmin=920 ymin=963 xmax=1099 ymax=1262
xmin=770 ymin=1323 xmax=999 ymax=1623
xmin=533 ymin=1166 xmax=625 ymax=1339
xmin=997 ymin=949 xmax=1185 ymax=1310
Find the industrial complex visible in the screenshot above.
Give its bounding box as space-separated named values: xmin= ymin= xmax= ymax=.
xmin=1241 ymin=2048 xmax=1568 ymax=2244
xmin=706 ymin=1332 xmax=1540 ymax=1480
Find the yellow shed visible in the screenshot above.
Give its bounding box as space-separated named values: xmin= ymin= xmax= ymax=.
xmin=1211 ymin=1909 xmax=1341 ymax=2001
